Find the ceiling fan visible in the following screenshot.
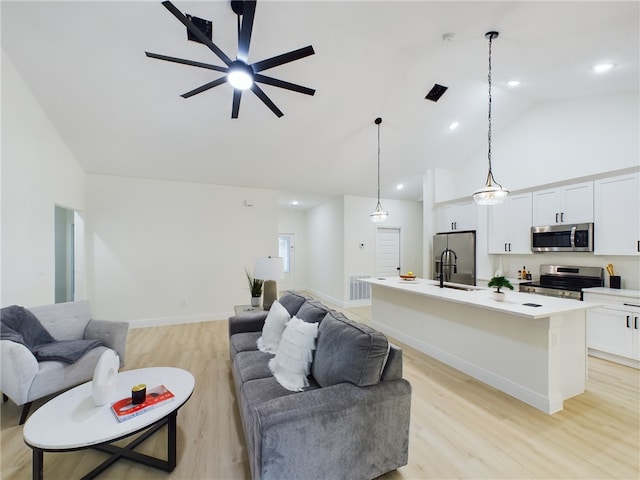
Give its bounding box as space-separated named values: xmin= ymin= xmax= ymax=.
xmin=145 ymin=0 xmax=315 ymax=118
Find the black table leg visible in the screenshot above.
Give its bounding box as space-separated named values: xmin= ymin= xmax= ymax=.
xmin=167 ymin=410 xmax=177 ymax=470
xmin=31 ymin=411 xmax=179 ymax=479
xmin=32 ymin=449 xmax=43 ymax=480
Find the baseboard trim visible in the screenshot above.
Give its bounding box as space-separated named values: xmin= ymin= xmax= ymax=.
xmin=128 ymin=312 xmax=229 ymax=329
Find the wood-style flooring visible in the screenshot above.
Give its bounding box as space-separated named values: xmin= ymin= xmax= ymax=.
xmin=2 ymin=301 xmax=639 ymax=479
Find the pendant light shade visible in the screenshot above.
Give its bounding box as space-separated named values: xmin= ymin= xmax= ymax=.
xmin=473 ymin=31 xmax=509 ymax=205
xmin=370 ymin=117 xmax=389 ymax=222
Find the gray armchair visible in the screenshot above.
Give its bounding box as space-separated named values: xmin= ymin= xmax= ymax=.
xmin=1 ymin=300 xmax=128 ymax=424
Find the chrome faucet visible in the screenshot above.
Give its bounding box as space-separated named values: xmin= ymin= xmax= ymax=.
xmin=439 ymin=248 xmax=458 ymax=288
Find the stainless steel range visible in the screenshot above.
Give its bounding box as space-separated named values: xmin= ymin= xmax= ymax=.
xmin=519 ymin=265 xmax=604 ymax=300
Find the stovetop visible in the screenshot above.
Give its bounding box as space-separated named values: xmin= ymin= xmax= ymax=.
xmin=518 ymin=265 xmax=604 ymax=300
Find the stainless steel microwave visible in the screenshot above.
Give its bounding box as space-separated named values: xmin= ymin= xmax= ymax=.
xmin=531 ymin=223 xmax=594 ymax=252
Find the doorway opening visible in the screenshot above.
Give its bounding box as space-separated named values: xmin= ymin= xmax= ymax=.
xmin=54 ymin=206 xmax=84 ymax=303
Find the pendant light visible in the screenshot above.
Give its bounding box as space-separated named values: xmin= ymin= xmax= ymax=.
xmin=370 ymin=117 xmax=389 ymax=222
xmin=473 ymin=31 xmax=509 ymax=205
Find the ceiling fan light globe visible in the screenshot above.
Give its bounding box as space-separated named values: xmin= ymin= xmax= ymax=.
xmin=228 ymin=62 xmax=254 ymax=90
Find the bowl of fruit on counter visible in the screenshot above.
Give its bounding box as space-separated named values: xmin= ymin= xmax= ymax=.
xmin=399 ymin=271 xmax=416 ymax=282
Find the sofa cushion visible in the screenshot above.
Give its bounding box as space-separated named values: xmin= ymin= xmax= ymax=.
xmin=233 ymin=350 xmax=275 ymax=384
xmin=229 ymin=331 xmax=261 ymax=359
xmin=312 ymin=311 xmax=390 ymax=388
xmin=295 ymin=300 xmax=330 ymax=325
xmin=277 ymin=291 xmax=307 ymax=317
xmin=256 ymin=301 xmax=290 ymax=353
xmin=268 ymin=316 xmax=318 ymax=392
xmin=239 ymin=375 xmax=321 ymax=469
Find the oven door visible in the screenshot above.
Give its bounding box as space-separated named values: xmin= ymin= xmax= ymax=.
xmin=531 ymin=223 xmax=594 ymax=252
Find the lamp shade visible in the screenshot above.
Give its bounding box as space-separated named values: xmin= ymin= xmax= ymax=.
xmin=253 ymin=257 xmax=284 ymax=281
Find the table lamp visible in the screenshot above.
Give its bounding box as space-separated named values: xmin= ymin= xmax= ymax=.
xmin=254 ymin=257 xmax=284 ymax=310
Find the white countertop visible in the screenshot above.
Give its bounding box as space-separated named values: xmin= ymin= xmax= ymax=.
xmin=582 ymin=287 xmax=640 ymax=300
xmin=362 ymin=277 xmax=599 ymax=319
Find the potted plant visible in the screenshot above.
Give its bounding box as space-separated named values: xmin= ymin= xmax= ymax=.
xmin=487 ymin=275 xmax=514 ymax=301
xmin=245 ymin=268 xmax=264 ymax=307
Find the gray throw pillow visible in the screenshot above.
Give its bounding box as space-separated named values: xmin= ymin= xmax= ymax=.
xmin=295 ymin=300 xmax=329 ymax=324
xmin=278 ymin=291 xmax=307 ymax=317
xmin=312 ymin=311 xmax=390 ymax=388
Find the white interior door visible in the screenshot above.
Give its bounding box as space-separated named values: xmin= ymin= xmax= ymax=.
xmin=376 ymin=227 xmax=401 ymax=277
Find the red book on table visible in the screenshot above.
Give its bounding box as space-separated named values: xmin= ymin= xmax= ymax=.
xmin=110 ymin=385 xmax=175 ymax=422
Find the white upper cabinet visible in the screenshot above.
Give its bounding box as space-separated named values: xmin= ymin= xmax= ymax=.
xmin=436 ymin=201 xmax=477 ymax=233
xmin=594 ymin=172 xmax=640 ymax=255
xmin=488 ymin=193 xmax=533 ymax=254
xmin=532 ymin=181 xmax=594 ymax=226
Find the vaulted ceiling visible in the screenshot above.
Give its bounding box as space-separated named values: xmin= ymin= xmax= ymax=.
xmin=2 ymin=1 xmax=638 ymax=208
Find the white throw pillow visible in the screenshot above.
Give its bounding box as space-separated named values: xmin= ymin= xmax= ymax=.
xmin=256 ymin=300 xmax=290 ymax=353
xmin=269 ymin=316 xmax=319 ymax=392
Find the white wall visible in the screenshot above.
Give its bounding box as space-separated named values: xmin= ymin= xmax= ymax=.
xmin=305 ymin=195 xmax=422 ymax=306
xmin=344 ymin=195 xmax=423 ymax=277
xmin=305 ymin=198 xmax=345 ymax=304
xmin=1 ymin=51 xmax=86 ymax=307
xmin=440 ymin=92 xmax=639 ymax=201
xmin=85 ymin=174 xmax=279 ymax=323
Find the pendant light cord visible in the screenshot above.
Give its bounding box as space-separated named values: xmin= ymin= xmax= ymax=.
xmin=377 ymin=119 xmax=381 ymax=203
xmin=487 ymin=33 xmax=493 ymax=177
xmin=485 ymin=31 xmax=503 ymax=189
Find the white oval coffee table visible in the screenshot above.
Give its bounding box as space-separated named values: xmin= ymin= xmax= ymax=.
xmin=23 ymin=367 xmax=195 ymax=480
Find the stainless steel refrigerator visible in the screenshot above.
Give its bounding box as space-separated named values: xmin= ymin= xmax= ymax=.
xmin=433 ymin=231 xmax=476 ymax=286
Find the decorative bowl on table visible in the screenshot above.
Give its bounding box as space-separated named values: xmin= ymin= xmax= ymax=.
xmin=399 ymin=273 xmax=416 ymax=282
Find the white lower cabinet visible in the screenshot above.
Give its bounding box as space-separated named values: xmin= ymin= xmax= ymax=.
xmin=585 ymin=291 xmax=640 ymax=368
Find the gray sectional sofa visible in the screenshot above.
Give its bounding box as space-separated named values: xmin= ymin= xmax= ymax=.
xmin=228 ymin=291 xmax=412 ymax=480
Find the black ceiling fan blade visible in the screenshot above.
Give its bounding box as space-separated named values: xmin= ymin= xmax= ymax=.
xmin=145 ymin=52 xmax=228 ymax=73
xmin=251 ymin=45 xmax=315 ymax=73
xmin=254 ymin=74 xmax=315 ymax=96
xmin=251 ymin=84 xmax=284 ymax=117
xmin=162 ymin=1 xmax=233 ymax=66
xmin=231 ymin=89 xmax=242 ymax=118
xmin=181 ymin=77 xmax=228 ymax=99
xmin=237 ymin=1 xmax=256 ymax=63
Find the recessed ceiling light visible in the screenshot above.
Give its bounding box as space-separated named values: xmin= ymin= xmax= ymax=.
xmin=396 ymin=184 xmax=404 ymax=190
xmin=592 ymin=63 xmax=615 ymax=73
xmin=507 ymin=80 xmax=520 ymax=87
xmin=291 ymin=200 xmax=299 ymax=206
xmin=448 ymin=121 xmax=459 ymax=131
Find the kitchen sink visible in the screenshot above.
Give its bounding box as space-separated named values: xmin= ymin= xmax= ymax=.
xmin=435 ymin=284 xmax=482 ymax=292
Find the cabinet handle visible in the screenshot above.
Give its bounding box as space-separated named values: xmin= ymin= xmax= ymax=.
xmin=508 ymin=243 xmax=512 ymax=252
xmin=627 ymin=315 xmax=631 ymax=328
xmin=635 ymin=317 xmax=638 ymax=330
xmin=560 ymin=212 xmax=564 ymax=222
xmin=637 ymin=240 xmax=639 ymax=252
xmin=555 ymin=213 xmax=559 ymax=223
xmin=504 ymin=243 xmax=508 ymax=252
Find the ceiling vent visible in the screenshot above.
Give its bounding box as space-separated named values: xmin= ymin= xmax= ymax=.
xmin=425 ymin=84 xmax=448 ymax=102
xmin=185 ymin=14 xmax=212 ymax=44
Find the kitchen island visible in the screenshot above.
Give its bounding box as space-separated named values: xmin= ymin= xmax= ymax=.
xmin=362 ymin=277 xmax=599 ymax=414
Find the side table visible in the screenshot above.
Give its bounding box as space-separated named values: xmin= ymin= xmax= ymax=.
xmin=234 ymin=305 xmax=264 ymax=315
